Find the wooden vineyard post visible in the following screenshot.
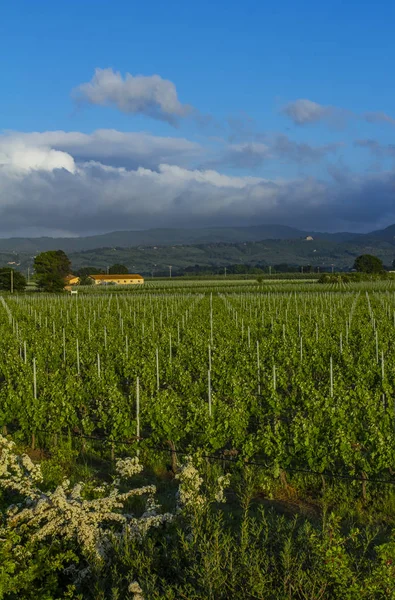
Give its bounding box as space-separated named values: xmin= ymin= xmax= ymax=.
xmin=33 ymin=357 xmax=37 ymax=400
xmin=97 ymin=353 xmax=101 ymax=379
xmin=136 ymin=377 xmax=140 ymax=457
xmin=257 ymin=340 xmax=261 ymax=395
xmin=210 ymin=292 xmax=213 ymax=346
xmin=32 ymin=357 xmax=37 ymax=450
xmin=330 ymin=356 xmax=333 ymax=398
xmin=76 ymin=338 xmax=80 ymax=375
xmin=208 ymin=369 xmax=212 ymax=416
xmin=156 ymin=347 xmax=159 ymax=391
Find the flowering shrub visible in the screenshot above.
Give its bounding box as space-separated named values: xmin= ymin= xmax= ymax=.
xmin=0 ymin=435 xmax=174 ymax=563
xmin=175 ymin=456 xmax=231 ymax=512
xmin=0 ymin=435 xmax=186 ymax=597
xmin=0 ymin=436 xmax=235 ymax=597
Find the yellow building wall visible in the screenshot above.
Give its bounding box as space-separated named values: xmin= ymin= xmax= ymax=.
xmin=93 ymin=278 xmax=144 ymax=285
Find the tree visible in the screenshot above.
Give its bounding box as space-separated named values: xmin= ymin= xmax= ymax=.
xmin=34 ymin=250 xmax=71 ymax=292
xmin=75 ymin=267 xmax=102 ymax=285
xmin=109 ymin=264 xmax=128 ymax=274
xmin=79 ymin=275 xmax=94 ymax=286
xmin=0 ymin=268 xmax=26 ymax=292
xmin=353 ymin=254 xmax=384 ymax=274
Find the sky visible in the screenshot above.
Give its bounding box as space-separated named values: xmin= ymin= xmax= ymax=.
xmin=1 ymin=0 xmax=395 ymax=237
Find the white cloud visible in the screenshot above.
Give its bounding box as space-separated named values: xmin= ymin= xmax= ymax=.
xmin=205 ymin=136 xmax=342 ymax=169
xmin=147 ymin=163 xmax=266 ymax=188
xmin=0 ymin=130 xmax=394 ymax=237
xmin=364 ymin=111 xmax=395 ymax=126
xmin=282 ymin=99 xmax=333 ymax=125
xmin=0 ymin=140 xmax=76 ymax=173
xmin=1 ymin=130 xmax=201 ymax=170
xmin=74 ymin=68 xmax=193 ymax=124
xmin=283 ymin=101 xmax=395 ymax=129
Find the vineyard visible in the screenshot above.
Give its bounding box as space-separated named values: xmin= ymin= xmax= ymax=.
xmin=2 ymin=280 xmax=395 ymax=598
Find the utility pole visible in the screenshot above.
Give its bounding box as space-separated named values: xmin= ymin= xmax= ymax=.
xmin=27 ymin=267 xmax=30 ymax=284
xmin=331 ymin=264 xmax=334 ymax=274
xmin=10 ymin=269 xmax=13 ymax=294
xmin=224 ymin=267 xmax=227 ymax=278
xmin=269 ymin=266 xmax=272 ymax=275
xmin=169 ymin=265 xmax=172 ymax=278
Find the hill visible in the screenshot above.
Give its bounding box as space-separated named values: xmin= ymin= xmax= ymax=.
xmin=66 ymin=237 xmax=395 ymax=275
xmin=0 ymin=224 xmax=363 ymax=254
xmin=0 ymin=224 xmax=394 ymax=275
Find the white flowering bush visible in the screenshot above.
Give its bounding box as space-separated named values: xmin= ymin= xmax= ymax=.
xmin=175 ymin=457 xmax=205 ymax=510
xmin=128 ymin=580 xmax=145 ymax=599
xmin=115 ymin=456 xmax=143 ymax=480
xmin=0 ymin=435 xmax=43 ymax=499
xmin=175 ymin=456 xmax=231 ymax=512
xmin=0 ymin=436 xmax=230 ymax=598
xmin=0 ymin=436 xmax=175 ymax=563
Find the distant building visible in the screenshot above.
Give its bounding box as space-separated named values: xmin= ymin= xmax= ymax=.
xmin=304 ymin=236 xmax=314 ymax=241
xmin=89 ymin=274 xmax=144 ymax=285
xmin=64 ymin=275 xmax=80 ymax=285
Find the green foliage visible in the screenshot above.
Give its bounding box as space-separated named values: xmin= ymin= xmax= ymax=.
xmin=2 ymin=281 xmax=395 ymax=596
xmin=108 ymin=264 xmax=128 ymax=274
xmin=318 ymin=273 xmax=352 ymax=284
xmin=75 ymin=267 xmax=101 ymax=286
xmin=34 ymin=251 xmax=71 ymax=293
xmin=0 ymin=268 xmax=26 ymax=292
xmin=79 ymin=276 xmax=94 ymax=286
xmin=354 ymin=254 xmax=384 ymax=273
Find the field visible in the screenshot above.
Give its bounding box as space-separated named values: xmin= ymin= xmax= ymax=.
xmin=2 ymin=279 xmax=395 ymax=598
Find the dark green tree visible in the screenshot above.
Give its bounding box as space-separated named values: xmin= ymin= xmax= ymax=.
xmin=353 ymin=254 xmax=384 ymax=273
xmin=34 ymin=250 xmax=71 ymax=292
xmin=75 ymin=267 xmax=103 ymax=285
xmin=109 ymin=264 xmax=128 ymax=274
xmin=79 ymin=275 xmax=94 ymax=286
xmin=0 ymin=268 xmax=26 ymax=292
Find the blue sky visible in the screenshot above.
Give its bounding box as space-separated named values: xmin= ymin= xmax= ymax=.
xmin=1 ymin=0 xmax=395 ymax=236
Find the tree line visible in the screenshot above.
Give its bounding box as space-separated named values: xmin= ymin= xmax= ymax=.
xmin=0 ymin=251 xmax=392 ymax=292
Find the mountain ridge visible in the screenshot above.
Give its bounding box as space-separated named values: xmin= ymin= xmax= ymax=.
xmin=0 ymin=223 xmax=376 ymax=254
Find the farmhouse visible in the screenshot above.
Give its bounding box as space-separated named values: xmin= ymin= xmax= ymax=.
xmin=89 ymin=274 xmax=144 ymax=285
xmin=64 ymin=275 xmax=80 ymax=285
